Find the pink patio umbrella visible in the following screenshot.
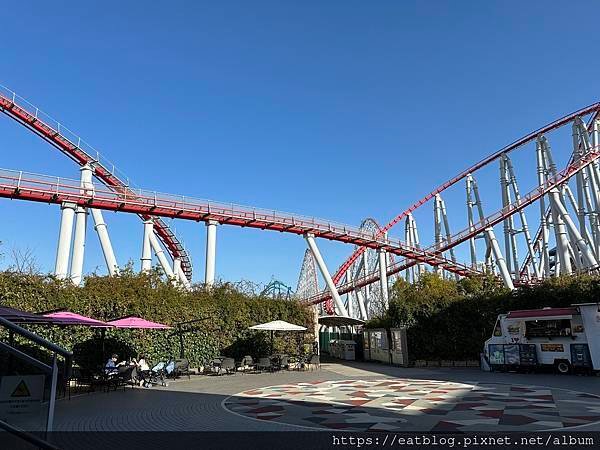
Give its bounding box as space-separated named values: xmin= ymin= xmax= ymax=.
xmin=106 ymin=316 xmax=173 ymax=361
xmin=41 ymin=309 xmax=115 ymax=363
xmin=106 ymin=315 xmax=172 ymax=329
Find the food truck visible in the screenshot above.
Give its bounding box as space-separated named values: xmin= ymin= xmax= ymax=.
xmin=484 ymin=303 xmax=600 ymax=374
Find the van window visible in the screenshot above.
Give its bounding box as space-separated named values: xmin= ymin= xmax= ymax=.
xmin=493 ymin=319 xmax=502 ymax=337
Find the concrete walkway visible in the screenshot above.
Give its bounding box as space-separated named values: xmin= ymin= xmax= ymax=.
xmin=49 ymin=361 xmax=600 ymax=434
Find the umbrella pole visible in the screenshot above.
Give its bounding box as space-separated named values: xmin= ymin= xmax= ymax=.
xmin=271 ymin=330 xmax=274 ymax=355
xmin=101 ymin=328 xmax=106 ymax=364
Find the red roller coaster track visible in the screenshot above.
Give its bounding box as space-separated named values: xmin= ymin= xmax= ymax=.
xmin=1 ymin=129 xmax=598 ymax=290
xmin=330 ymin=103 xmax=600 ymax=286
xmin=1 ymin=88 xmax=598 ymax=297
xmin=0 ymin=90 xmax=193 ymax=280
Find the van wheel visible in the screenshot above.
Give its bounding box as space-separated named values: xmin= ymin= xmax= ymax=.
xmin=555 ymin=360 xmax=571 ymax=375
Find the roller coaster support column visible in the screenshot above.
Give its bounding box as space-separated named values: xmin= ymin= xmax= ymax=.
xmin=90 ymin=209 xmax=119 ymax=275
xmin=550 ymin=189 xmax=598 ymax=268
xmin=305 ymin=233 xmax=348 ymax=317
xmin=70 ymin=206 xmax=87 ymax=285
xmin=346 ymin=269 xmax=354 ymax=318
xmin=378 ymin=248 xmax=389 ymax=309
xmin=485 ymin=227 xmax=514 ymax=290
xmin=71 ymin=164 xmax=93 ymax=285
xmin=78 ymin=164 xmax=119 ymax=276
xmin=205 ymin=220 xmax=218 ymax=286
xmin=173 ymin=257 xmax=188 ymax=287
xmin=141 ymin=220 xmax=153 ymax=272
xmin=177 ymin=265 xmax=192 ymax=289
xmin=149 ymin=233 xmax=175 ymax=279
xmin=55 ymin=202 xmax=76 ymax=279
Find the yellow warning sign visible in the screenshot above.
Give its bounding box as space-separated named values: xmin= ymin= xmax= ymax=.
xmin=10 ymin=380 xmax=31 ymax=398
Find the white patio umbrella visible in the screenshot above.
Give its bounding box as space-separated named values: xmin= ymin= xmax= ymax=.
xmin=249 ymin=320 xmax=307 ymax=354
xmin=249 ymin=320 xmax=307 ymax=331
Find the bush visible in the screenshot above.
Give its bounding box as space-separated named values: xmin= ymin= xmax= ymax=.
xmin=0 ymin=268 xmax=314 ymax=368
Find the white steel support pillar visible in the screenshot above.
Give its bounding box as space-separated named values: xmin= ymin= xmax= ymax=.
xmin=535 ymin=138 xmax=551 ymax=276
xmin=149 ymin=233 xmax=175 ymax=278
xmin=70 ymin=206 xmax=87 ymax=285
xmin=305 ymin=233 xmax=348 ymax=317
xmin=356 ymin=289 xmax=368 ymax=320
xmin=466 ymin=175 xmax=478 ymax=269
xmin=177 ymin=265 xmax=192 ymax=289
xmin=90 ymin=209 xmax=119 ymax=275
xmin=55 ymin=202 xmax=76 ymax=279
xmin=433 ymin=195 xmax=443 ymax=277
xmin=378 ymin=248 xmax=389 ymax=309
xmin=346 ymin=270 xmax=354 ymax=318
xmin=549 ymin=192 xmax=572 ymax=275
xmin=205 ymin=220 xmax=218 ymax=286
xmin=550 ymin=189 xmax=599 ymax=268
xmin=485 ymin=227 xmax=514 ymax=290
xmin=70 ymin=164 xmax=95 ymax=285
xmin=141 ymin=220 xmax=153 ymax=273
xmin=499 ymin=156 xmax=513 ymax=275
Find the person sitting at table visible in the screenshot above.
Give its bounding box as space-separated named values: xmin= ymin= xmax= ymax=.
xmin=136 ymin=355 xmax=151 ymax=387
xmin=104 ymin=354 xmax=126 ymax=375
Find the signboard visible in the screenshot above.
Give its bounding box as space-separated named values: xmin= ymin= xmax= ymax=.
xmin=504 ymin=344 xmax=520 ymax=365
xmin=0 ymin=375 xmax=44 ymax=420
xmin=541 ymin=343 xmax=564 ymax=352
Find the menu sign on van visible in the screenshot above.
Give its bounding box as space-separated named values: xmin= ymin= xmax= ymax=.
xmin=541 ymin=343 xmax=564 ymax=352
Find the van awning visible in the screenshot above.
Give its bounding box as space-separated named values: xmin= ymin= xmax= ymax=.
xmin=507 ymin=307 xmax=577 ymax=320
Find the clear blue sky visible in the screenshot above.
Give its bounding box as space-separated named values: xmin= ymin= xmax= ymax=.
xmin=0 ymin=1 xmax=598 ymax=287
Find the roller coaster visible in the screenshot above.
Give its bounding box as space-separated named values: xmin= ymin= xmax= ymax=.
xmin=1 ymin=85 xmax=600 ymax=321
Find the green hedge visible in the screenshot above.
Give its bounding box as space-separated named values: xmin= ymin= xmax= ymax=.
xmin=0 ymin=268 xmax=313 ymax=370
xmin=368 ymin=273 xmax=600 ymax=361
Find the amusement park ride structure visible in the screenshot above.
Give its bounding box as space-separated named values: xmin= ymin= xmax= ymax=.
xmin=2 ymin=85 xmax=600 ymax=321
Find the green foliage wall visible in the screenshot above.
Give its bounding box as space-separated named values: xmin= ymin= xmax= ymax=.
xmin=0 ymin=269 xmax=313 ymax=370
xmin=367 ymin=273 xmax=600 ymax=361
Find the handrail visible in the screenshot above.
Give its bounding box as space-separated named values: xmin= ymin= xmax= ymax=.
xmin=0 ymin=341 xmax=53 ymax=373
xmin=0 ymin=419 xmax=60 ymax=450
xmin=0 ymin=314 xmax=73 ymax=441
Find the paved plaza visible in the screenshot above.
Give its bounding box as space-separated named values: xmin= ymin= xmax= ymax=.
xmin=50 ymin=361 xmax=600 ymax=434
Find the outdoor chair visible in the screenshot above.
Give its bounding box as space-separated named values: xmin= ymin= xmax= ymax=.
xmin=110 ymin=365 xmax=135 ymax=391
xmin=173 ymin=358 xmax=191 ymax=379
xmin=68 ymin=366 xmax=97 ymax=398
xmin=210 ymin=358 xmax=224 ymax=375
xmin=237 ymin=355 xmax=255 ymax=373
xmin=279 ymin=355 xmax=289 ymax=370
xmin=221 ymin=358 xmax=236 ymax=375
xmin=306 ymin=354 xmax=320 ymax=371
xmin=257 ymin=357 xmax=272 ymax=373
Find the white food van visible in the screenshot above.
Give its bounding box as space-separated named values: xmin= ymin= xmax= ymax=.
xmin=484 ymin=303 xmax=600 ymax=374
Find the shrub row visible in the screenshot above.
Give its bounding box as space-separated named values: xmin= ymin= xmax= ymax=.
xmin=0 ymin=268 xmax=313 ymax=370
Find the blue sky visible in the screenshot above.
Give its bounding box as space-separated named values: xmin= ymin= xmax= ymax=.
xmin=0 ymin=1 xmax=599 ymax=287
